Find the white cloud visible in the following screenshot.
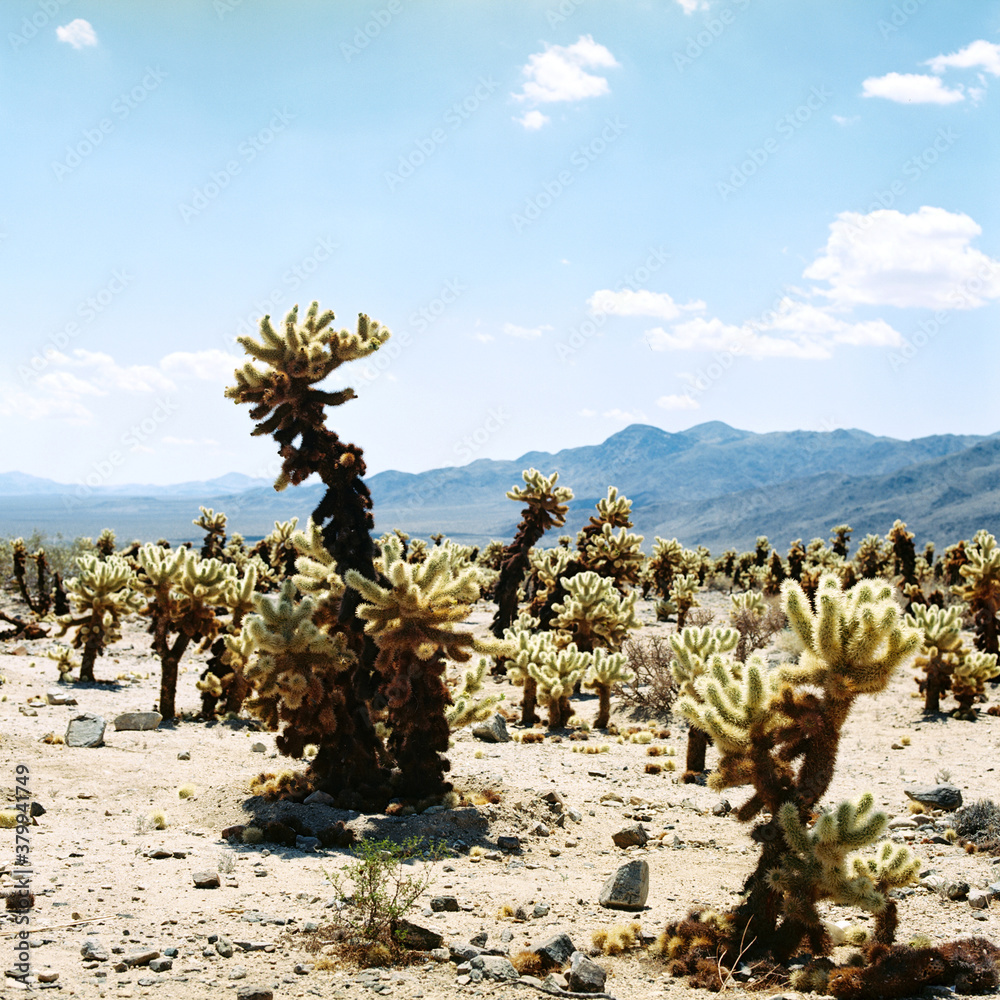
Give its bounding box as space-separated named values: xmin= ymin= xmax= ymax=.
xmin=603 ymin=408 xmax=645 ymax=422
xmin=0 ymin=386 xmax=92 ymax=423
xmin=515 ymin=110 xmax=551 ymax=130
xmin=862 ymin=72 xmax=964 ymax=104
xmin=503 ymin=322 xmax=553 ymax=339
xmin=657 ymin=393 xmax=700 ymax=411
xmin=926 ymin=39 xmax=1000 ymax=77
xmin=675 ymin=0 xmax=710 ymax=12
xmin=804 ymin=206 xmax=1000 ymax=310
xmin=832 ymin=114 xmax=859 ymax=126
xmin=56 ymin=19 xmax=98 ymax=49
xmin=579 ymin=408 xmax=597 ymax=417
xmin=513 ymin=35 xmax=619 ymax=105
xmin=474 ymin=333 xmax=495 ymax=343
xmin=588 ymin=288 xmax=706 ymax=320
xmin=57 ymin=349 xmax=176 ymax=394
xmin=160 ymin=349 xmax=243 ymax=382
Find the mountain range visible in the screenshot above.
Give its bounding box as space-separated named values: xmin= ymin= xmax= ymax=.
xmin=2 ymin=422 xmax=998 ymax=552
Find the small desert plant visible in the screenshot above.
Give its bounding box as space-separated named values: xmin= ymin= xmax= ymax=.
xmin=323 ymin=835 xmax=439 ymax=958
xmin=619 ymin=635 xmax=677 ymax=718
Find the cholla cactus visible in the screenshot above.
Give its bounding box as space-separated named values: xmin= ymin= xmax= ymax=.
xmin=583 ymin=647 xmax=635 ymax=728
xmin=953 ymin=530 xmax=1000 ymax=655
xmin=649 ymin=537 xmax=685 ymax=598
xmin=906 ymin=604 xmax=964 ymax=713
xmin=134 ymin=545 xmax=236 ymax=719
xmin=664 ymin=574 xmax=921 ymax=969
xmin=446 ymin=657 xmax=502 ymax=729
xmin=887 ymin=519 xmax=917 ymax=590
xmin=670 ymin=573 xmax=700 ymax=629
xmin=669 ymin=625 xmax=738 ymax=778
xmin=764 ymin=550 xmax=786 ymax=596
xmin=527 ymin=545 xmax=574 ymax=616
xmin=95 ymin=528 xmax=117 ymax=559
xmin=830 ymin=524 xmax=852 ymax=559
xmin=550 ymin=571 xmax=640 ymax=653
xmin=504 ymin=613 xmax=545 ymax=725
xmin=528 ymin=641 xmax=588 ymax=729
xmin=490 ymin=469 xmax=573 ymax=638
xmin=854 ymin=533 xmax=889 ymax=580
xmin=951 ymin=651 xmax=999 ymax=720
xmin=731 ymin=591 xmax=766 ymax=618
xmin=346 ymin=537 xmax=507 ymax=800
xmin=579 ymin=523 xmax=645 ymax=593
xmin=754 ymin=536 xmax=770 ymax=567
xmin=194 ymin=507 xmax=227 ymax=560
xmin=55 ymin=555 xmax=142 ymax=681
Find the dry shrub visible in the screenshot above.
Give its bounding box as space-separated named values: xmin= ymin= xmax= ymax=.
xmin=619 ymin=636 xmax=676 ymax=718
xmin=645 ymin=763 xmax=662 ymax=775
xmin=731 ymin=604 xmax=787 ymax=662
xmin=519 ymin=732 xmax=545 ymax=744
xmin=510 ymin=950 xmax=547 ymax=975
xmin=592 ymin=921 xmax=642 ymax=955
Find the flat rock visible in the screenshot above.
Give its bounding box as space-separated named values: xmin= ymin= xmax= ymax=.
xmin=430 ymin=895 xmax=459 ymax=912
xmin=497 ymin=835 xmax=520 ymax=853
xmin=192 ymin=871 xmax=221 ymax=889
xmin=472 ymin=714 xmax=511 ymax=743
xmin=148 ymin=957 xmax=172 ymax=972
xmin=904 ymin=784 xmax=963 ymax=810
xmin=235 ymin=986 xmax=272 ymax=1000
xmin=599 ymin=859 xmax=649 ymax=910
xmin=396 ymin=918 xmax=443 ymax=950
xmin=80 ymin=938 xmax=108 ymax=962
xmin=470 ymin=954 xmax=518 ymax=981
xmin=531 ymin=932 xmax=575 ymax=968
xmin=303 ymin=790 xmax=335 ymax=805
xmin=65 ymin=713 xmax=106 ymax=748
xmin=46 ymin=688 xmax=77 ymax=706
xmin=114 ymin=711 xmax=162 ymax=732
xmin=125 ymin=950 xmax=160 ymax=967
xmin=568 ymin=951 xmax=607 ymax=993
xmin=612 ymin=822 xmax=648 ymax=848
xmin=449 ymin=942 xmax=482 ymax=963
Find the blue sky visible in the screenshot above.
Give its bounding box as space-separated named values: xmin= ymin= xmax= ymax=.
xmin=1 ymin=0 xmax=998 ymax=488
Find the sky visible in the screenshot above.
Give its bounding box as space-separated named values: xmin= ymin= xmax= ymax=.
xmin=1 ymin=0 xmax=998 ymax=489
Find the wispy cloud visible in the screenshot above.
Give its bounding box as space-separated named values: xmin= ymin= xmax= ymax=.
xmin=513 ymin=35 xmax=619 ymax=106
xmin=926 ymin=39 xmax=1000 ymax=77
xmin=657 ymin=393 xmax=700 ymax=410
xmin=862 ymin=72 xmax=964 ymax=104
xmin=56 ymin=19 xmax=98 ymax=49
xmin=588 ymin=288 xmax=705 ymax=320
xmin=503 ymin=322 xmax=553 ymax=339
xmin=515 ymin=110 xmax=551 ymax=131
xmin=675 ymin=0 xmax=710 ymax=12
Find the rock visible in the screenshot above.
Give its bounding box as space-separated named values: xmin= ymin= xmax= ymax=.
xmin=395 ymin=918 xmax=443 ymax=950
xmin=904 ymin=784 xmax=963 ymax=811
xmin=532 ymin=822 xmax=551 ymax=837
xmin=113 ymin=711 xmax=162 ymax=732
xmin=148 ymin=957 xmax=172 ymax=972
xmin=65 ymin=713 xmax=106 ymax=748
xmin=600 ymin=791 xmax=623 ymax=803
xmin=497 ymin=835 xmax=520 ymax=853
xmin=235 ymin=988 xmax=272 ymax=1000
xmin=449 ymin=942 xmax=482 ymax=963
xmin=229 ymin=965 xmax=248 ymax=979
xmin=430 ymin=895 xmax=459 ymax=912
xmin=888 ymin=816 xmax=918 ymax=829
xmin=11 ymin=646 xmax=27 ymax=655
xmin=946 ymin=881 xmax=970 ymax=901
xmin=80 ymin=938 xmax=109 ymax=962
xmin=125 ymin=950 xmax=160 ymax=967
xmin=192 ymin=871 xmax=221 ymax=889
xmin=46 ymin=688 xmax=77 ymax=706
xmin=295 ymin=835 xmax=320 ymax=852
xmin=531 ymin=932 xmax=576 ymax=968
xmin=216 ymin=937 xmax=234 ymax=958
xmin=969 ymin=890 xmax=990 ymax=909
xmin=250 ymin=742 xmax=266 ymax=753
xmin=472 ymin=714 xmax=511 ymax=743
xmin=567 ymin=951 xmax=607 ymax=993
xmin=36 ymin=971 xmax=59 ymax=983
xmin=302 ymin=921 xmax=319 ymax=933
xmin=711 ymin=799 xmax=732 ymax=816
xmin=533 ymin=902 xmax=550 ymax=918
xmin=599 ymin=860 xmax=649 ymax=910
xmin=470 ymin=954 xmax=518 ymax=981
xmin=177 ymin=750 xmax=191 ymax=760
xmin=612 ymin=822 xmax=648 ymax=849
xmin=303 ymin=790 xmax=335 ymax=805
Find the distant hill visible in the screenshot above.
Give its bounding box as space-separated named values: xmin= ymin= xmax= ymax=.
xmin=2 ymin=422 xmax=998 ymax=551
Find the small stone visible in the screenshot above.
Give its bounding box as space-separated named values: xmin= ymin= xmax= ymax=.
xmin=192 ymin=871 xmax=221 ymax=889
xmin=215 ymin=937 xmax=234 ymax=958
xmin=532 ymin=822 xmax=551 ymax=837
xmin=599 ymin=860 xmax=649 ymax=910
xmin=904 ymin=784 xmax=963 ymax=811
xmin=888 ymin=816 xmax=918 ymax=829
xmin=946 ymin=881 xmax=970 ymax=901
xmin=125 ymin=950 xmax=160 ymax=967
xmin=612 ymin=822 xmax=648 ymax=849
xmin=228 ymin=965 xmax=248 ymax=980
xmin=250 ymin=742 xmax=266 ymax=753
xmin=471 ymin=714 xmax=511 ymax=743
xmin=497 ymin=835 xmax=520 ymax=853
xmin=80 ymin=938 xmax=109 ymax=962
xmin=969 ymin=890 xmax=990 ymax=910
xmin=235 ymin=985 xmax=272 ymax=1000
xmin=221 ymin=824 xmax=245 ymax=840
xmin=472 ymin=955 xmax=518 ymax=981
xmin=395 ymin=918 xmax=443 ymax=950
xmin=430 ymin=947 xmax=450 ymax=962
xmin=531 ymin=932 xmax=575 ymax=968
xmin=177 ymin=750 xmax=191 ymax=760
xmin=567 ymin=951 xmax=607 ymax=993
xmin=302 ymin=921 xmax=319 ymax=933
xmin=113 ymin=711 xmax=162 ymax=732
xmin=711 ymin=799 xmax=732 ymax=816
xmin=303 ymin=790 xmax=335 ymax=805
xmin=430 ymin=895 xmax=459 ymax=912
xmin=148 ymin=957 xmax=172 ymax=972
xmin=46 ymin=688 xmax=77 ymax=706
xmin=295 ymin=835 xmax=320 ymax=852
xmin=600 ymin=791 xmax=623 ymax=803
xmin=449 ymin=943 xmax=482 ymax=963
xmin=37 ymin=971 xmax=59 ymax=983
xmin=587 ymin=769 xmax=607 ymax=778
xmin=293 ymin=963 xmax=311 ymax=975
xmin=65 ymin=713 xmax=106 ymax=748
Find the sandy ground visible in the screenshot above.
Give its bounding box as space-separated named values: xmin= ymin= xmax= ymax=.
xmin=1 ymin=587 xmax=1000 ymax=999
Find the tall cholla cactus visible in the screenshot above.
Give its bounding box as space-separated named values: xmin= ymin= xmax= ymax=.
xmin=663 ymin=574 xmax=921 ymax=972
xmin=194 ymin=507 xmax=227 ymax=560
xmin=550 ymin=570 xmax=640 ymax=653
xmin=906 ymin=604 xmax=964 ymax=713
xmin=951 ymin=650 xmax=999 ymax=720
xmin=135 ymin=544 xmax=236 ymax=719
xmin=56 ymin=555 xmax=142 ymax=681
xmin=527 ymin=639 xmax=588 ymax=729
xmin=953 ymin=530 xmax=1000 ymax=655
xmin=491 ymin=469 xmax=573 ymax=638
xmin=345 ymin=537 xmax=508 ymax=801
xmin=505 ymin=613 xmax=545 ymax=725
xmin=583 ymin=647 xmax=634 ymax=728
xmin=669 ymin=625 xmax=738 ymax=780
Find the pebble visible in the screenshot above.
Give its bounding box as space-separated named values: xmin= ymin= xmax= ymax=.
xmin=192 ymin=871 xmax=221 ymax=889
